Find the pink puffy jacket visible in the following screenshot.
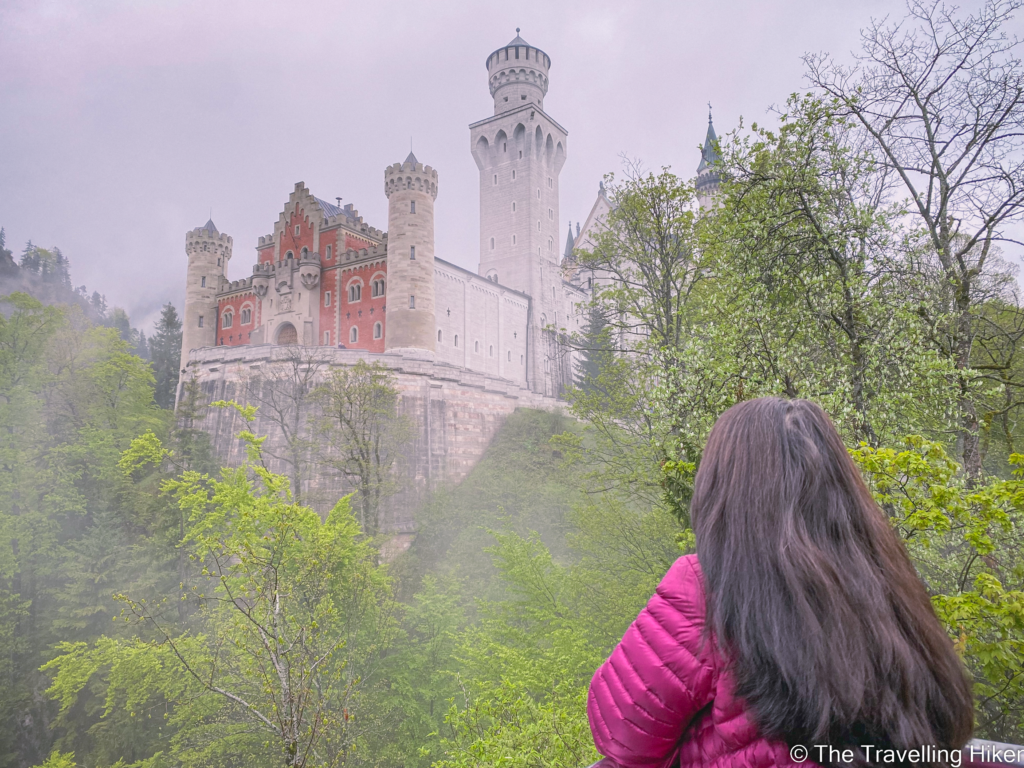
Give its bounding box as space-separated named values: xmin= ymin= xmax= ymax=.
xmin=587 ymin=555 xmax=813 ymax=768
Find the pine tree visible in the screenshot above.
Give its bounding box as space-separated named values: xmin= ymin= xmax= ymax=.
xmin=150 ymin=303 xmax=182 ymax=409
xmin=135 ymin=330 xmax=150 ymax=360
xmin=574 ymin=307 xmax=613 ymax=392
xmin=20 ymin=241 xmax=38 ymax=273
xmin=0 ymin=228 xmax=15 ymax=274
xmin=90 ymin=291 xmax=106 ymax=316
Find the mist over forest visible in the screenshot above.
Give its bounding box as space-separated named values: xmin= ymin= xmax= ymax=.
xmin=3 ymin=2 xmax=1024 ymax=767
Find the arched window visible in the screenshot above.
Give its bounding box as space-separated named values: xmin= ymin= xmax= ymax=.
xmin=349 ymin=283 xmax=362 ymax=302
xmin=438 ymin=329 xmax=442 ymax=342
xmin=512 ymin=201 xmax=516 ymax=212
xmin=350 ymin=326 xmax=358 ymax=343
xmin=490 ymin=237 xmax=495 ymax=250
xmin=323 ymin=330 xmax=330 ymax=345
xmin=454 ymin=334 xmax=459 ymax=347
xmin=374 ymin=322 xmax=382 ymax=339
xmin=222 ymin=311 xmax=233 ymax=328
xmin=371 ymin=278 xmax=385 ymax=297
xmin=507 ymin=350 xmax=511 ymax=361
xmin=294 ymin=225 xmax=300 ymax=236
xmin=301 ymin=247 xmax=308 ymax=258
xmin=489 ymin=345 xmax=493 ymax=357
xmin=410 ymin=200 xmax=416 ymax=213
xmin=241 ymin=307 xmax=252 ymax=324
xmin=286 ymin=251 xmax=294 ymax=260
xmin=474 ymin=340 xmax=479 ymax=353
xmin=326 ymin=245 xmax=332 ymax=259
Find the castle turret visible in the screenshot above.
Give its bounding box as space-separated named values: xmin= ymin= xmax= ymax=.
xmin=383 ymin=153 xmax=438 ymax=356
xmin=696 ymin=108 xmax=721 ymax=209
xmin=485 ymin=28 xmax=551 ymax=115
xmin=180 ymin=219 xmax=232 ymax=379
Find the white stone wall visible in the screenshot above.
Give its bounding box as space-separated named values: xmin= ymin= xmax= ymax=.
xmin=185 ymin=344 xmax=566 ymax=531
xmin=471 ymin=90 xmax=568 ymax=394
xmin=433 ymin=258 xmax=529 ymax=387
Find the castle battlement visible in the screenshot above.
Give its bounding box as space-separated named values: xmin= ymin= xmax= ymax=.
xmin=384 ymin=161 xmax=439 ymax=200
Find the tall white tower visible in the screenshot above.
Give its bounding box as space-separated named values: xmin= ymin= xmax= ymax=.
xmin=384 ymin=153 xmax=438 ymax=357
xmin=179 ymin=219 xmax=231 ymax=380
xmin=470 ymin=30 xmax=567 ymax=394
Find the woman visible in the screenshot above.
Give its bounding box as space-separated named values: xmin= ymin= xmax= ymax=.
xmin=587 ymin=398 xmax=974 ymax=768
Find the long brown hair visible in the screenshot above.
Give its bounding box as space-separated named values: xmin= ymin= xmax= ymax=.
xmin=691 ymin=398 xmax=973 ymax=761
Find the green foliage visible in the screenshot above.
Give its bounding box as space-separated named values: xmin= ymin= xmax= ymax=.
xmin=45 ymin=421 xmax=395 ymax=767
xmin=149 ymin=304 xmax=182 ymax=410
xmin=851 ymin=439 xmax=1024 ymax=739
xmin=313 ymin=360 xmax=414 ymax=536
xmin=0 ymin=292 xmax=168 ymax=766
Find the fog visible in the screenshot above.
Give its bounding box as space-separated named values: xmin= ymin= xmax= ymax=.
xmin=0 ymin=0 xmax=961 ymax=332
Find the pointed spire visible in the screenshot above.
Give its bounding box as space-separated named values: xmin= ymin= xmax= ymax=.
xmin=563 ymin=221 xmax=575 ymax=261
xmin=508 ymin=27 xmax=529 ymax=46
xmin=698 ymin=105 xmax=720 ymax=173
xmin=405 ymin=151 xmax=418 ymax=165
xmin=201 ymin=218 xmax=218 ymax=234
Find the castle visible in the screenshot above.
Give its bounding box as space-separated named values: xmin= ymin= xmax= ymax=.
xmin=177 ymin=31 xmax=720 ymax=529
xmin=178 ymin=31 xmax=600 ymax=400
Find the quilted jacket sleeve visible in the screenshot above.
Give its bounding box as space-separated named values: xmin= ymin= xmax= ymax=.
xmin=587 ymin=555 xmax=717 ymax=768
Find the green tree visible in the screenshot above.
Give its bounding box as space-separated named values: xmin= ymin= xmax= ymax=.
xmin=851 ymin=439 xmax=1024 ymax=741
xmin=807 ymin=0 xmax=1024 ymax=479
xmin=149 ymin=303 xmax=183 ymax=409
xmin=572 ymin=307 xmax=612 ymax=393
xmin=313 ymin=361 xmax=413 ymax=537
xmin=44 ymin=404 xmax=396 ymax=767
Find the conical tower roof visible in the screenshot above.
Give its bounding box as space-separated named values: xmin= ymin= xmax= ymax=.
xmin=405 ymin=151 xmax=418 ymax=165
xmin=200 ymin=218 xmax=218 ymax=234
xmin=697 ymin=109 xmax=720 ymax=173
xmin=563 ymin=222 xmax=575 ymax=261
xmin=507 ymin=28 xmax=529 ymax=46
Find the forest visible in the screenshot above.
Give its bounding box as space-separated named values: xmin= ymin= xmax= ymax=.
xmin=2 ymin=1 xmax=1024 ymax=766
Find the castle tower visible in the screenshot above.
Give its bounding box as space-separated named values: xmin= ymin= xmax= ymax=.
xmin=179 ymin=219 xmax=232 ymax=379
xmin=696 ymin=108 xmax=721 ymax=209
xmin=383 ymin=153 xmax=438 ymax=356
xmin=471 ymin=31 xmax=567 ymax=393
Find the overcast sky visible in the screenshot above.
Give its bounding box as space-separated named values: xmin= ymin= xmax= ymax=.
xmin=2 ymin=0 xmax=1002 ymax=332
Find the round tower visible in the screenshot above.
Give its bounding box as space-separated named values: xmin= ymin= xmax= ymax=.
xmin=383 ymin=153 xmax=438 ymax=357
xmin=485 ymin=29 xmax=551 ymax=115
xmin=179 ymin=219 xmax=232 ymax=376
